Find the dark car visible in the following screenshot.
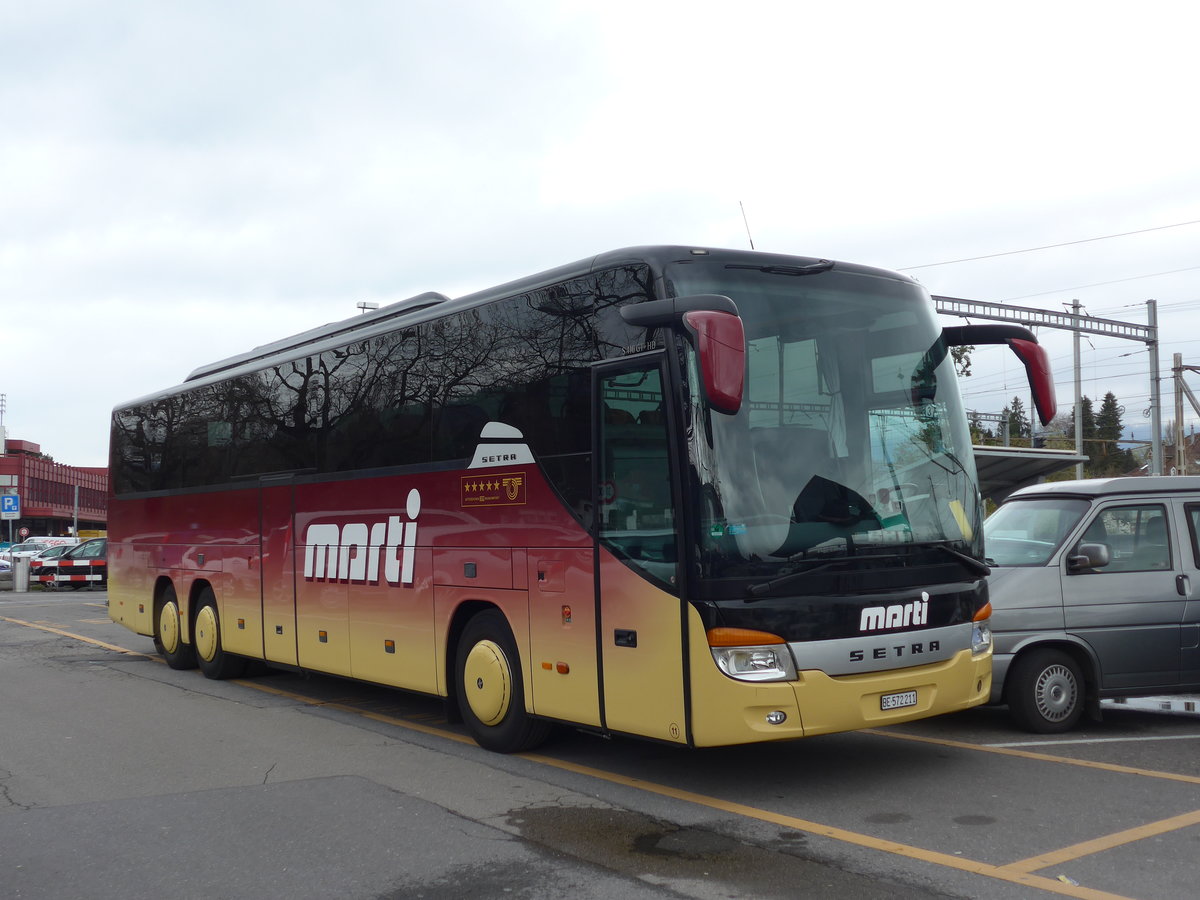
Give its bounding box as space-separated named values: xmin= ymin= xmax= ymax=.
xmin=44 ymin=538 xmax=107 ymax=590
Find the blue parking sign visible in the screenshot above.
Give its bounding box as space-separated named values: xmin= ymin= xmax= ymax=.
xmin=1 ymin=494 xmax=19 ymax=518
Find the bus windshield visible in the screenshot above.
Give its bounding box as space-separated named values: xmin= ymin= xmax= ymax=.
xmin=665 ymin=261 xmax=981 ymax=592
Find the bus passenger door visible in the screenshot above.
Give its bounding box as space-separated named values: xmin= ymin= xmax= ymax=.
xmin=260 ymin=477 xmax=298 ymax=666
xmin=595 ymin=360 xmax=689 ymax=744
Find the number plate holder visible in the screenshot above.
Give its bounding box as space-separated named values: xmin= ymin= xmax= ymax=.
xmin=880 ymin=689 xmax=918 ymax=711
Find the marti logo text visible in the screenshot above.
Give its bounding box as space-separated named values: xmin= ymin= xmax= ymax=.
xmin=303 ymin=489 xmax=421 ymax=585
xmin=859 ymin=592 xmax=930 ymax=632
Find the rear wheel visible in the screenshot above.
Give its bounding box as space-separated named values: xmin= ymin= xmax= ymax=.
xmin=456 ymin=609 xmax=551 ymax=753
xmin=193 ymin=586 xmax=246 ymax=680
xmin=154 ymin=584 xmax=197 ymax=670
xmin=1007 ymin=648 xmax=1084 ymax=733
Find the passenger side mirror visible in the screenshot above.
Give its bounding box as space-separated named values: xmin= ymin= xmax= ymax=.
xmin=942 ymin=324 xmax=1056 ymax=426
xmin=1067 ymin=542 xmax=1110 ymax=572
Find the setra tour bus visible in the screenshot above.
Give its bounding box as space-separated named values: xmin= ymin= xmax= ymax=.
xmin=107 ymin=246 xmax=1055 ymax=752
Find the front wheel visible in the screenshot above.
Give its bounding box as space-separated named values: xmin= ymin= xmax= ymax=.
xmin=1006 ymin=648 xmax=1084 ymax=733
xmin=455 ymin=609 xmax=551 ymax=753
xmin=193 ymin=586 xmax=246 ymax=680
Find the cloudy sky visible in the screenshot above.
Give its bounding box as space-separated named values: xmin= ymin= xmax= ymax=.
xmin=3 ymin=0 xmax=1198 ymax=468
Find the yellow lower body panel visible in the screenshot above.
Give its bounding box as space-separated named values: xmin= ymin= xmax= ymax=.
xmin=789 ymin=650 xmax=992 ymax=738
xmin=687 ymin=610 xmax=992 ymax=747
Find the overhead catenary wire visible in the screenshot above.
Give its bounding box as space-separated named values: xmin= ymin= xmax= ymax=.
xmin=899 ymin=218 xmax=1200 ymax=270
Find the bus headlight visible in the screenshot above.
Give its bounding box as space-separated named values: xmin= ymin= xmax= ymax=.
xmin=707 ymin=628 xmax=797 ymax=682
xmin=971 ymin=621 xmax=992 ymax=656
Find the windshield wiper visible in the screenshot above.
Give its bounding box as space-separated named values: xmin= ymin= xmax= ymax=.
xmin=922 ymin=541 xmax=990 ymax=577
xmin=746 ymin=542 xmax=987 ymax=600
xmin=745 ymin=559 xmax=841 ymax=600
xmin=725 ymin=261 xmax=834 ymax=276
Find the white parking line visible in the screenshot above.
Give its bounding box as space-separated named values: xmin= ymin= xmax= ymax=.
xmin=987 ymin=734 xmax=1200 ymax=748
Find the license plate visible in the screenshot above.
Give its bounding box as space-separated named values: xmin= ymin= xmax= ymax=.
xmin=880 ymin=690 xmax=918 ymax=711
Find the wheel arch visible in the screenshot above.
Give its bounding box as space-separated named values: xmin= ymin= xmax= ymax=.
xmin=1004 ymin=637 xmax=1100 ymax=703
xmin=444 ymin=599 xmax=506 ymax=704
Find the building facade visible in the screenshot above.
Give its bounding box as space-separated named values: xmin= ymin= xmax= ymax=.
xmin=0 ymin=439 xmax=107 ymax=540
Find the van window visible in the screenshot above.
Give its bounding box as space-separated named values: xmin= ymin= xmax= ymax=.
xmin=1073 ymin=504 xmax=1170 ymax=572
xmin=983 ymin=497 xmax=1088 ymax=566
xmin=1187 ymin=504 xmax=1200 ymax=568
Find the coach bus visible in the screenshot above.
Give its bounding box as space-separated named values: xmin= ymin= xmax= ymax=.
xmin=107 ymin=245 xmax=1055 ymax=752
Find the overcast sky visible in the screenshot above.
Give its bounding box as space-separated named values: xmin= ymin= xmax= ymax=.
xmin=3 ymin=0 xmax=1198 ymax=468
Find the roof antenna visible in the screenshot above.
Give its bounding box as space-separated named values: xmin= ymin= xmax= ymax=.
xmin=739 ymin=200 xmax=756 ymax=250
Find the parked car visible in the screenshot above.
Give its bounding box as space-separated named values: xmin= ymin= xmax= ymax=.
xmin=1 ymin=537 xmax=77 ymax=563
xmin=28 ymin=543 xmax=76 ymax=575
xmin=43 ymin=538 xmax=107 ymax=590
xmin=984 ymin=475 xmax=1200 ymax=733
xmin=0 ymin=541 xmax=50 ymax=562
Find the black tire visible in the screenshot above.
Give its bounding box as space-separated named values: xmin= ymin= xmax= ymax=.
xmin=1006 ymin=648 xmax=1084 ymax=733
xmin=154 ymin=584 xmax=197 ymax=670
xmin=192 ymin=586 xmax=246 ymax=680
xmin=455 ymin=609 xmax=552 ymax=753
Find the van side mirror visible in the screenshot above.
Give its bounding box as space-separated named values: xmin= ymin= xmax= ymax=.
xmin=1067 ymin=542 xmax=1110 ymax=572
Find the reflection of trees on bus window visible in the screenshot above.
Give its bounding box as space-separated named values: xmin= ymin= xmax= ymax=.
xmin=111 ymin=265 xmax=654 ymax=508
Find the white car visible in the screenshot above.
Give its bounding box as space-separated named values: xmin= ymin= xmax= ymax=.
xmin=0 ymin=542 xmax=50 ymax=562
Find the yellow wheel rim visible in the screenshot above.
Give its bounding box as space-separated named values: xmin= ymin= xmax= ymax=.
xmin=158 ymin=601 xmax=180 ymax=655
xmin=462 ymin=639 xmax=511 ymax=726
xmin=195 ymin=605 xmax=219 ymax=663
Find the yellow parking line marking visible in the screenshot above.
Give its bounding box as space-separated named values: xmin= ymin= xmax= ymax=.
xmin=864 ymin=728 xmax=1200 ymax=785
xmin=1002 ymin=808 xmax=1200 ymax=874
xmin=238 ymin=679 xmax=477 ymax=745
xmin=0 ymin=615 xmax=157 ymax=660
xmin=514 ymin=751 xmax=1134 ymax=900
xmin=0 ymin=615 xmax=1152 ymax=899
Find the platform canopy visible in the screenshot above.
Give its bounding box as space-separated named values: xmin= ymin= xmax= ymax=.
xmin=973 ymin=445 xmax=1088 ymax=503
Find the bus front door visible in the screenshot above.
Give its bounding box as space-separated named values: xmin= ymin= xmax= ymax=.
xmin=595 ymin=361 xmax=689 ymax=744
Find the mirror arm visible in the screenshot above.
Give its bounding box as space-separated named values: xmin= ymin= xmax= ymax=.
xmin=620 ymin=294 xmax=738 ymax=327
xmin=942 ymin=324 xmax=1056 ymax=426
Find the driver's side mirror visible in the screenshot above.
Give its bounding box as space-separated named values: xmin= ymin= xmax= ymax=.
xmin=621 ymin=294 xmax=745 ymax=415
xmin=1067 ymin=542 xmax=1110 ymax=572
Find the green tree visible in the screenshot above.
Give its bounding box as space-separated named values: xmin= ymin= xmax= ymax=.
xmin=1069 ymin=396 xmax=1099 ymax=472
xmin=1005 ymin=396 xmax=1031 ymax=442
xmin=1094 ymin=392 xmax=1135 ymax=475
xmin=951 ymin=345 xmax=973 ymax=378
xmin=968 ymin=411 xmax=993 ymax=445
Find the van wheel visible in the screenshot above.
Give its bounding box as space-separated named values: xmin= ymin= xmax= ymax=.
xmin=154 ymin=584 xmax=197 ymax=670
xmin=1007 ymin=648 xmax=1084 ymax=733
xmin=193 ymin=586 xmax=246 ymax=680
xmin=455 ymin=609 xmax=551 ymax=753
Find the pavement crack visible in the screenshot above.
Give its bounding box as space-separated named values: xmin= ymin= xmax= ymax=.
xmin=0 ymin=768 xmax=34 ymax=811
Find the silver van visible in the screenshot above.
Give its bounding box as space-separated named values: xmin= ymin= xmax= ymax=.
xmin=984 ymin=476 xmax=1200 ymax=732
